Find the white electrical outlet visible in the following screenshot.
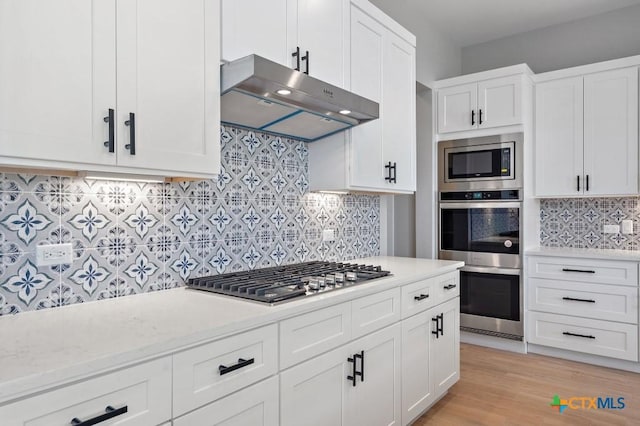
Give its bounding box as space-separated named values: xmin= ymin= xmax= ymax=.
xmin=622 ymin=220 xmax=634 ymax=234
xmin=603 ymin=224 xmax=620 ymax=234
xmin=322 ymin=229 xmax=336 ymax=242
xmin=36 ymin=243 xmax=73 ymax=266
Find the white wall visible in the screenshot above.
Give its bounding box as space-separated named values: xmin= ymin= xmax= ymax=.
xmin=369 ymin=0 xmax=462 ymax=86
xmin=462 ymin=4 xmax=640 ymax=74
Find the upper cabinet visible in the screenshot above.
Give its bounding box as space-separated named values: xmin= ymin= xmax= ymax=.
xmin=437 ymin=75 xmax=523 ymax=134
xmin=535 ymin=67 xmax=638 ymax=197
xmin=0 ymin=0 xmax=221 ymax=178
xmin=222 ymin=0 xmax=346 ymax=87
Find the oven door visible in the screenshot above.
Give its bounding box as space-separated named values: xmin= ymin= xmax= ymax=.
xmin=459 ymin=265 xmax=523 ymax=338
xmin=439 ymin=201 xmax=521 ymax=268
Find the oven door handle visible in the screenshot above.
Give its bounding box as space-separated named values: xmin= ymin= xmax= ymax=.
xmin=439 ymin=201 xmax=522 ymax=209
xmin=460 ymin=265 xmax=521 ymax=276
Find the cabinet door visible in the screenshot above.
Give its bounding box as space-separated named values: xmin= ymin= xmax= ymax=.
xmin=583 ymin=67 xmax=638 ymax=196
xmin=534 ymin=77 xmax=584 ymax=197
xmin=280 ymin=344 xmax=352 ymax=426
xmin=382 ymin=32 xmax=416 ymax=192
xmin=348 ymin=5 xmax=385 ymax=190
xmin=221 ymin=0 xmax=289 ymax=65
xmin=401 ymin=312 xmax=434 ymax=426
xmin=477 ymin=75 xmax=522 ymax=128
xmin=288 ymin=0 xmax=344 ymax=87
xmin=0 ymin=0 xmax=116 ymax=166
xmin=116 ymin=0 xmax=220 ymax=175
xmin=437 ymin=83 xmax=477 ymax=134
xmin=431 ymin=297 xmax=460 ymax=398
xmin=346 ymin=323 xmax=402 ymax=426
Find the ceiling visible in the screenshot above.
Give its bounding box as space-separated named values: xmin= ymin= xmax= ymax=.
xmin=372 ymin=0 xmax=640 ymax=47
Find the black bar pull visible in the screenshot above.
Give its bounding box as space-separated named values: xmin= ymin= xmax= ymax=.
xmin=103 ymin=108 xmax=114 ymax=153
xmin=478 ymin=109 xmax=483 ymax=125
xmin=392 ymin=162 xmax=397 ymax=183
xmin=354 ymin=350 xmax=364 ymax=382
xmin=70 ymin=405 xmax=128 ymax=426
xmin=438 ymin=313 xmax=444 ymax=337
xmin=471 ymin=110 xmax=475 ymax=126
xmin=443 ymin=284 xmax=457 ymax=290
xmin=431 ymin=316 xmax=439 ymax=339
xmin=218 ymin=357 xmax=255 ymax=375
xmin=347 ymin=355 xmax=357 ymax=387
xmin=563 ymin=331 xmax=596 ymax=339
xmin=292 ymin=46 xmax=301 ymax=71
xmin=385 ymin=162 xmax=397 ymax=183
xmin=562 ymin=268 xmax=596 ymax=274
xmin=414 ymin=293 xmax=429 ymax=301
xmin=124 ymin=112 xmax=136 ymax=155
xmin=302 ymin=50 xmax=309 ymax=74
xmin=562 ymin=296 xmax=596 ymax=303
xmin=586 ymin=175 xmax=590 ymax=191
xmin=577 ymin=175 xmax=580 ymax=191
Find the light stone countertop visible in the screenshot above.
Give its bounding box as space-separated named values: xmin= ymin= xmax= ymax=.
xmin=525 ymin=246 xmax=640 ymax=262
xmin=0 ymin=256 xmax=463 ymax=403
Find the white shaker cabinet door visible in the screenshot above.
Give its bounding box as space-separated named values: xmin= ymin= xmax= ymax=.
xmin=116 ymin=0 xmax=220 ymax=175
xmin=437 ymin=83 xmax=477 ymax=134
xmin=534 ymin=77 xmax=584 ymax=197
xmin=583 ymin=67 xmax=638 ymax=196
xmin=478 ymin=75 xmax=522 ymax=129
xmin=221 ymin=0 xmax=289 ymax=65
xmin=431 ymin=297 xmax=460 ymax=398
xmin=0 ymin=0 xmax=117 ymax=166
xmin=401 ymin=311 xmax=434 ymax=425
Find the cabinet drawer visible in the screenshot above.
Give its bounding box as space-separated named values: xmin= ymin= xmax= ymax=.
xmin=173 ymin=324 xmax=278 ymax=417
xmin=0 ymin=357 xmax=172 ymax=426
xmin=352 ymin=288 xmax=401 ymax=339
xmin=401 ymin=272 xmax=459 ymax=318
xmin=528 ymin=278 xmax=638 ymax=323
xmin=173 ymin=376 xmax=279 ymax=426
xmin=527 ymin=311 xmax=638 ymax=361
xmin=280 ymin=302 xmax=352 ymax=369
xmin=527 ymin=256 xmax=638 ymax=286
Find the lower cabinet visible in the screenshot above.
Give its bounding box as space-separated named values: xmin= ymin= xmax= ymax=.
xmin=280 ymin=323 xmax=402 ymax=426
xmin=173 ymin=376 xmax=279 ymax=426
xmin=402 ymin=297 xmax=460 ymax=425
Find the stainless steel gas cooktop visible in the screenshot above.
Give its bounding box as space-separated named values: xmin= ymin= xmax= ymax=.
xmin=187 ymin=261 xmax=391 ymax=304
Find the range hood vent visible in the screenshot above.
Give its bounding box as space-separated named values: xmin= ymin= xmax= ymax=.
xmin=220 ymin=55 xmax=379 ymax=142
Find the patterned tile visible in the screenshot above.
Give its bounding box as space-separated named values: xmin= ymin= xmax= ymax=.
xmin=62 ymin=249 xmax=113 ymax=302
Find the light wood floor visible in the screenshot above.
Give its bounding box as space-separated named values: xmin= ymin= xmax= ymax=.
xmin=415 ymin=343 xmax=640 ymax=425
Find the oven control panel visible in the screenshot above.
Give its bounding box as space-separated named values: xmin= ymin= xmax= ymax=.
xmin=440 ymin=190 xmax=520 ymax=201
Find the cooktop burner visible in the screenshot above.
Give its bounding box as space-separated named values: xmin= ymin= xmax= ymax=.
xmin=187 ymin=261 xmax=391 ymax=304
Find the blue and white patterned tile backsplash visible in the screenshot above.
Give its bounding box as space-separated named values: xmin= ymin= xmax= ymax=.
xmin=540 ymin=198 xmax=639 ymax=250
xmin=0 ymin=126 xmax=380 ymax=315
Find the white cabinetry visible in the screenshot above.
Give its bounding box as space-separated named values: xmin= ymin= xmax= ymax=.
xmin=0 ymin=0 xmax=220 ymax=178
xmin=526 ymin=255 xmax=639 ymax=362
xmin=308 ymin=0 xmax=417 ymax=194
xmin=437 ymin=75 xmax=523 ymax=134
xmin=535 ymin=67 xmax=638 ymax=197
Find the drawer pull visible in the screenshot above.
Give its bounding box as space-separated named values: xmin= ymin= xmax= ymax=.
xmin=70 ymin=405 xmax=128 ymax=426
xmin=414 ymin=294 xmax=429 ymax=301
xmin=561 ymin=268 xmax=595 ymax=274
xmin=218 ymin=357 xmax=255 ymax=375
xmin=563 ymin=331 xmax=596 ymax=340
xmin=562 ymin=296 xmax=596 ymax=303
xmin=443 ymin=284 xmax=457 ymax=290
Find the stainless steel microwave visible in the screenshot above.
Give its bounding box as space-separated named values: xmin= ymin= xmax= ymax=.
xmin=438 ymin=133 xmax=523 ymax=191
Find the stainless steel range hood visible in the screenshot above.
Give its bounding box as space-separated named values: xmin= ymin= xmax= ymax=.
xmin=220 ymin=55 xmax=379 ymax=142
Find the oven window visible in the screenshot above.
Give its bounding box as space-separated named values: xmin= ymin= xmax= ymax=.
xmin=460 ymin=271 xmax=520 ymax=320
xmin=440 ymin=207 xmax=519 ymax=254
xmin=447 ymin=148 xmax=511 ymax=179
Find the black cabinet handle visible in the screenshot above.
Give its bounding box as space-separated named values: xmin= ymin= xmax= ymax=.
xmin=431 ymin=316 xmax=439 ymax=339
xmin=347 ymin=354 xmax=357 ymax=387
xmin=354 ymin=350 xmax=364 ymax=383
xmin=124 ymin=112 xmax=136 ymax=155
xmin=586 ymin=175 xmax=590 ymax=191
xmin=292 ymin=46 xmax=301 ymax=71
xmin=562 ymin=268 xmax=595 ymax=274
xmin=563 ymin=331 xmax=595 ymax=339
xmin=471 ymin=110 xmax=475 ymax=126
xmin=302 ymin=50 xmax=309 ymax=74
xmin=218 ymin=357 xmax=254 ymax=375
xmin=562 ymin=296 xmax=596 ymax=303
xmin=70 ymin=405 xmax=128 ymax=426
xmin=438 ymin=313 xmax=444 ymax=337
xmin=443 ymin=284 xmax=457 ymax=290
xmin=478 ymin=109 xmax=483 ymax=125
xmin=384 ymin=162 xmax=397 ymax=183
xmin=577 ymin=175 xmax=580 ymax=192
xmin=103 ymin=108 xmax=114 ymax=153
xmin=414 ymin=293 xmax=429 ymax=301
